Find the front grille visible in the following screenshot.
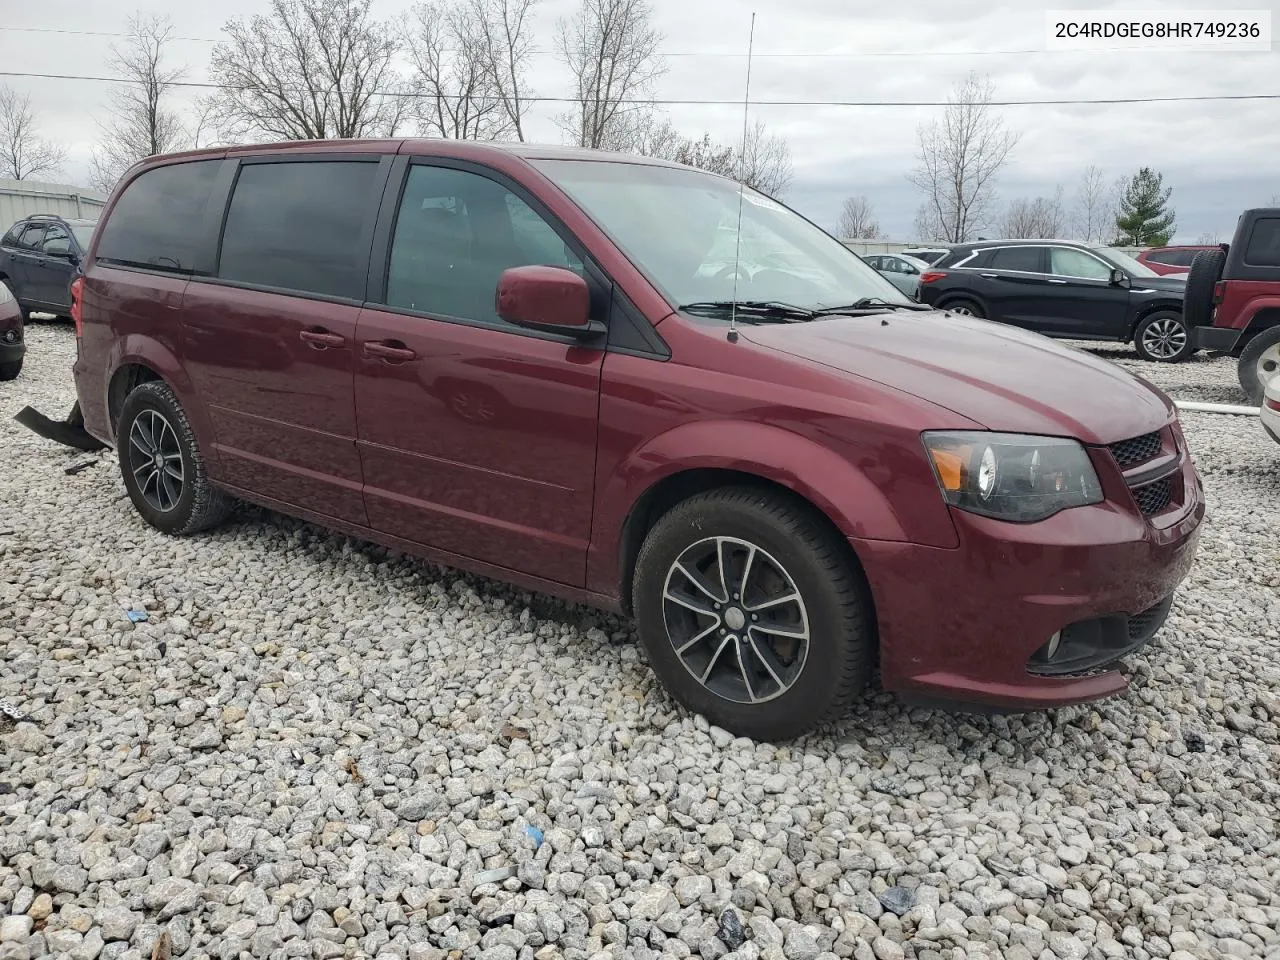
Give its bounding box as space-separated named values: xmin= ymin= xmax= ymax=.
xmin=1109 ymin=431 xmax=1162 ymax=468
xmin=1132 ymin=478 xmax=1173 ymax=516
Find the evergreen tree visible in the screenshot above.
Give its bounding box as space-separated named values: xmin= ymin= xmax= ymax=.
xmin=1113 ymin=167 xmax=1175 ymax=245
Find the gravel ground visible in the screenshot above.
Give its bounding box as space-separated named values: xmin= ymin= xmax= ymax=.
xmin=2 ymin=323 xmax=1278 ymax=960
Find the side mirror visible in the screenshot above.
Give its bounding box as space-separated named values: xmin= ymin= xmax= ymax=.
xmin=496 ymin=265 xmax=599 ymax=339
xmin=1110 ymin=268 xmax=1128 ymax=286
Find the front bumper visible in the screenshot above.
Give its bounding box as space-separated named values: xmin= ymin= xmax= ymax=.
xmin=1190 ymin=325 xmax=1243 ymax=353
xmin=854 ymin=466 xmax=1204 ymax=711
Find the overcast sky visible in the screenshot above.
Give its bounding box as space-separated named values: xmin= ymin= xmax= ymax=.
xmin=1 ymin=0 xmax=1277 ymax=241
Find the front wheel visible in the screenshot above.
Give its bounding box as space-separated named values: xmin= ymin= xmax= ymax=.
xmin=0 ymin=359 xmax=21 ymax=381
xmin=117 ymin=380 xmax=233 ymax=535
xmin=1237 ymin=325 xmax=1280 ymax=405
xmin=632 ymin=487 xmax=873 ymax=741
xmin=1133 ymin=311 xmax=1194 ymax=363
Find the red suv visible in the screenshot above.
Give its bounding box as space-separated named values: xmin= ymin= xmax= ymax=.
xmin=1136 ymin=245 xmax=1217 ymax=276
xmin=71 ymin=140 xmax=1204 ymax=739
xmin=1184 ymin=209 xmax=1280 ymax=404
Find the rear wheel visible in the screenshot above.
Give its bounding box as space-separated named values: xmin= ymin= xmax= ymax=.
xmin=633 ymin=487 xmax=872 ymax=741
xmin=1237 ymin=326 xmax=1280 ymax=405
xmin=1133 ymin=311 xmax=1194 ymax=363
xmin=941 ymin=298 xmax=984 ymax=319
xmin=117 ymin=380 xmax=233 ymax=535
xmin=0 ymin=359 xmax=21 ymax=381
xmin=1183 ymin=248 xmax=1226 ymax=330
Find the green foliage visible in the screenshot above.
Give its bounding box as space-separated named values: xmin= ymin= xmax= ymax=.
xmin=1114 ymin=167 xmax=1175 ymax=246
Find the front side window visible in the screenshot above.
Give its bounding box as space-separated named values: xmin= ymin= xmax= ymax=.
xmin=531 ymin=159 xmax=906 ymax=314
xmin=385 ymin=165 xmax=583 ymax=324
xmin=1050 ymin=247 xmax=1112 ymax=281
xmin=95 ymin=160 xmax=221 ymax=273
xmin=989 ymin=247 xmax=1045 ymax=273
xmin=218 ymin=160 xmax=379 ymax=300
xmin=41 ymin=225 xmax=71 ymax=255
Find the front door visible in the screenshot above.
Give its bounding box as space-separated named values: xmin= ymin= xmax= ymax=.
xmin=1037 ymin=246 xmax=1131 ymax=338
xmin=355 ymin=162 xmax=605 ymax=586
xmin=30 ymin=223 xmax=76 ymax=310
xmin=3 ymin=223 xmax=47 ymax=300
xmin=181 ymin=156 xmax=391 ymax=524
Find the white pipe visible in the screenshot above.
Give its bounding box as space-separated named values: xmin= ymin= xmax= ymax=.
xmin=1174 ymin=400 xmax=1260 ymax=416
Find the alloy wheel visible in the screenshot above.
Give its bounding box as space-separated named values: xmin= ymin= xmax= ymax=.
xmin=1254 ymin=340 xmax=1280 ymax=390
xmin=661 ymin=536 xmax=810 ymax=704
xmin=948 ymin=304 xmax=975 ymax=316
xmin=127 ymin=409 xmax=185 ymax=512
xmin=1141 ymin=317 xmax=1187 ymax=360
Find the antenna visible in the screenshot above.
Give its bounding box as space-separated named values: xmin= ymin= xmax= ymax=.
xmin=727 ymin=12 xmax=756 ymax=344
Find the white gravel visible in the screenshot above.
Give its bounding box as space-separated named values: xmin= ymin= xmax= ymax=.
xmin=2 ymin=323 xmax=1279 ymax=960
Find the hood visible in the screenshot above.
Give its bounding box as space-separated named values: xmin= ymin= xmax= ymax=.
xmin=1132 ymin=275 xmax=1186 ymax=295
xmin=742 ymin=311 xmax=1175 ymax=445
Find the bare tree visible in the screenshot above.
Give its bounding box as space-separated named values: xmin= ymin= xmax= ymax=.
xmin=838 ymin=196 xmax=881 ymax=239
xmin=405 ymin=2 xmax=508 ymax=139
xmin=913 ymin=203 xmax=945 ymax=242
xmin=88 ymin=14 xmax=188 ymax=192
xmin=1196 ymin=230 xmax=1220 ymax=244
xmin=210 ymin=0 xmax=405 ymax=142
xmin=1072 ymin=164 xmax=1108 ymax=242
xmin=470 ymin=0 xmax=538 ymax=141
xmin=737 ymin=120 xmax=792 ymax=197
xmin=1002 ymin=187 xmax=1065 ymax=238
xmin=557 ymin=0 xmax=665 ymax=151
xmin=0 ymin=87 xmax=66 ymax=181
xmin=908 ymin=72 xmax=1019 ymax=243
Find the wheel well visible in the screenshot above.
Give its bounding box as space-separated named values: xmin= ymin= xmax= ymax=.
xmin=616 ymin=467 xmax=863 ymax=616
xmin=108 ymin=363 xmax=163 ymax=432
xmin=1129 ymin=303 xmax=1183 ymax=339
xmin=1239 ymin=308 xmax=1280 ymax=350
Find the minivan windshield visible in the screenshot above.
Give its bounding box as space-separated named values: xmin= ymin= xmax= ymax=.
xmin=532 ymin=159 xmax=909 ymax=315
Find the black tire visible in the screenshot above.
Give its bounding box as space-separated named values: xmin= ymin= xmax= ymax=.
xmin=1132 ymin=310 xmax=1194 ymax=363
xmin=1183 ymin=248 xmax=1226 ymax=330
xmin=0 ymin=359 xmax=20 ymax=381
xmin=939 ymin=297 xmax=985 ymax=319
xmin=117 ymin=380 xmax=233 ymax=535
xmin=1237 ymin=326 xmax=1280 ymax=405
xmin=632 ymin=487 xmax=872 ymax=741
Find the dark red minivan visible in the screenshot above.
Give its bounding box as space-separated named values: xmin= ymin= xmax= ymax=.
xmin=71 ymin=140 xmax=1204 ymax=739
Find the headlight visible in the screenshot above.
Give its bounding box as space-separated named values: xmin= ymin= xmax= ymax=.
xmin=923 ymin=431 xmax=1103 ymax=522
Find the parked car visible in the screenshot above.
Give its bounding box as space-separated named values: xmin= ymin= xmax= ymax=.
xmin=1183 ymin=209 xmax=1280 ymax=404
xmin=70 ymin=141 xmax=1204 ymax=740
xmin=863 ymin=253 xmax=930 ymax=299
xmin=1263 ymin=376 xmax=1280 ymax=445
xmin=901 ymin=246 xmax=952 ymax=265
xmin=0 ymin=280 xmax=23 ymax=380
xmin=919 ymin=239 xmax=1191 ymax=363
xmin=0 ymin=214 xmax=97 ymax=319
xmin=1136 ymin=245 xmax=1218 ymax=276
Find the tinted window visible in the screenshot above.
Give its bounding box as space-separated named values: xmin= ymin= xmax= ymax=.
xmin=1049 ymin=247 xmax=1112 ymax=280
xmin=989 ymin=247 xmax=1044 ymax=272
xmin=16 ymin=224 xmax=47 ymax=249
xmin=1244 ymin=219 xmax=1280 ymax=267
xmin=41 ymin=224 xmax=72 ymax=255
xmin=386 ymin=165 xmax=583 ymax=324
xmin=96 ymin=160 xmax=221 ymax=273
xmin=218 ymin=161 xmax=379 ymax=300
xmin=1 ymin=227 xmax=19 ymax=246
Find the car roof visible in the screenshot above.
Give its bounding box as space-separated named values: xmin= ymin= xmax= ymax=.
xmin=132 ymin=138 xmax=696 ymax=172
xmin=947 ymin=238 xmax=1101 ymax=251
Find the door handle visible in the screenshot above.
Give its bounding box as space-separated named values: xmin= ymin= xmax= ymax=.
xmin=1047 ymin=278 xmax=1067 ymax=285
xmin=979 ymin=272 xmax=998 ymax=279
xmin=298 ymin=329 xmax=347 ymax=349
xmin=363 ymin=340 xmax=418 ymax=363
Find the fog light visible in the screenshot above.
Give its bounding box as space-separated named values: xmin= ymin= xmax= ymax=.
xmin=1 ymin=329 xmax=17 ymax=343
xmin=1045 ymin=631 xmax=1062 ymax=660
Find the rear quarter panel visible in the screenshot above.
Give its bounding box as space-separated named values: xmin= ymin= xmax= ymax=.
xmin=1215 ymin=283 xmax=1280 ymax=331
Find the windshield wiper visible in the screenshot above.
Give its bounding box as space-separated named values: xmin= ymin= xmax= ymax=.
xmin=678 ymin=300 xmax=818 ymax=323
xmin=814 ymin=298 xmax=933 ymax=315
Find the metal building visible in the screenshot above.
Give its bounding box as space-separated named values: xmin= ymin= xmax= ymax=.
xmin=0 ymin=179 xmax=107 ymax=229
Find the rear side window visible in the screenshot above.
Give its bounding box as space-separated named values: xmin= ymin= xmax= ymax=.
xmin=95 ymin=160 xmax=221 ymax=273
xmin=16 ymin=224 xmax=46 ymax=249
xmin=989 ymin=247 xmax=1045 ymax=272
xmin=1244 ymin=219 xmax=1280 ymax=267
xmin=217 ymin=161 xmax=380 ymax=301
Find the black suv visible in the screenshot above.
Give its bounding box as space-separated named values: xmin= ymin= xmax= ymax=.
xmin=0 ymin=215 xmax=97 ymax=319
xmin=918 ymin=239 xmax=1191 ymax=362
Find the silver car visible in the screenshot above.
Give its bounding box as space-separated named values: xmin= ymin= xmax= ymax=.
xmin=863 ymin=253 xmax=931 ymax=299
